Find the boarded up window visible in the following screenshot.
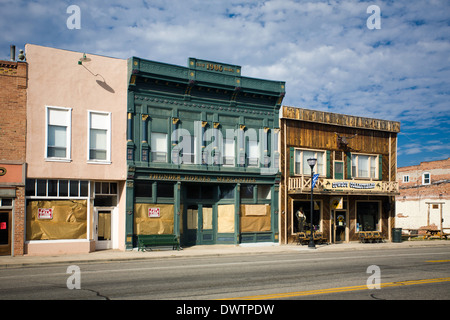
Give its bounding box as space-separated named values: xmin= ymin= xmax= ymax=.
xmin=218 ymin=204 xmax=234 ymax=233
xmin=187 ymin=208 xmax=198 ymax=230
xmin=26 ymin=200 xmax=87 ymax=240
xmin=240 ymin=204 xmax=271 ymax=232
xmin=134 ymin=204 xmax=174 ymax=235
xmin=203 ymin=206 xmax=213 ymax=230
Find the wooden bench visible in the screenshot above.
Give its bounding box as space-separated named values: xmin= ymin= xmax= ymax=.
xmin=297 ymin=231 xmax=327 ymax=245
xmin=402 ymin=229 xmax=420 ymax=241
xmin=425 ymin=230 xmax=449 ymax=240
xmin=358 ymin=231 xmax=384 ymax=243
xmin=137 ymin=234 xmax=180 ymax=251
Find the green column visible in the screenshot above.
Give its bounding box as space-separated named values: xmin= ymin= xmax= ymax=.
xmin=174 ymin=181 xmax=181 ymax=241
xmin=125 ymin=179 xmax=135 ymax=250
xmin=234 ymin=183 xmax=241 ymax=245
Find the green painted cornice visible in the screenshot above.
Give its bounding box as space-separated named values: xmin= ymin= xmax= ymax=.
xmin=128 ymin=56 xmax=285 ymax=106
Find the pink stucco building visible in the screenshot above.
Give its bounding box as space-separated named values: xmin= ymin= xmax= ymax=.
xmin=25 ymin=44 xmax=127 ymax=254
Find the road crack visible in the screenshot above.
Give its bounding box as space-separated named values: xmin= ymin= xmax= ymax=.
xmin=370 ymin=293 xmax=385 ymax=300
xmin=82 ymin=288 xmax=110 ymax=300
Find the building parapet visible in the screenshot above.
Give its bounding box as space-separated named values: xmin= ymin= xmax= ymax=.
xmin=282 ymin=106 xmax=400 ymax=133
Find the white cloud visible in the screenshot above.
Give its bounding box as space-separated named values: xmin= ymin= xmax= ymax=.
xmin=1 ymin=0 xmax=449 ymax=167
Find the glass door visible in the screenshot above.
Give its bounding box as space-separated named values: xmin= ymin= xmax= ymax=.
xmin=200 ymin=205 xmax=214 ymax=244
xmin=183 ymin=204 xmax=215 ymax=245
xmin=334 ymin=210 xmax=347 ymax=242
xmin=94 ymin=208 xmax=112 ymax=250
xmin=0 ymin=211 xmax=11 ymax=255
xmin=184 ymin=204 xmax=198 ymax=246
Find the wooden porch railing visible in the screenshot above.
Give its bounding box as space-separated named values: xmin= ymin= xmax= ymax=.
xmin=288 ymin=176 xmax=399 ymax=193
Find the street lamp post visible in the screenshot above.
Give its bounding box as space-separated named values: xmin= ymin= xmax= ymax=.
xmin=307 ymin=158 xmax=317 ymax=249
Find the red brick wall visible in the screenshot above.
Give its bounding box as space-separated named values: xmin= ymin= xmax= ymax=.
xmin=0 ymin=61 xmax=27 ymax=161
xmin=0 ymin=60 xmax=27 ymax=255
xmin=397 ymin=158 xmax=450 ymax=200
xmin=13 ymin=187 xmax=25 ymax=255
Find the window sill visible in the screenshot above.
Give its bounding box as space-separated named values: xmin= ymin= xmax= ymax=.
xmin=45 ymin=158 xmax=72 ymax=163
xmin=87 ymin=160 xmax=112 ymax=165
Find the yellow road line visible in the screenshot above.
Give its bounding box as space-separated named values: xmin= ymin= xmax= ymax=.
xmin=222 ymin=277 xmax=450 ymax=300
xmin=426 ymin=260 xmax=450 ymax=263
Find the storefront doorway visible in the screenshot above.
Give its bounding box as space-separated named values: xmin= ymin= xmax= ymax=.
xmin=0 ymin=210 xmax=11 ymax=255
xmin=183 ymin=203 xmax=215 ymax=246
xmin=94 ymin=208 xmax=113 ymax=250
xmin=334 ymin=209 xmax=347 ymax=242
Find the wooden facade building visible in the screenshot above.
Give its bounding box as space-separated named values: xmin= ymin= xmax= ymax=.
xmin=280 ymin=106 xmax=401 ymax=244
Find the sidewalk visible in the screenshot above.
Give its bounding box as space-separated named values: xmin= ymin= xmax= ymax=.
xmin=1 ymin=240 xmax=449 ymax=268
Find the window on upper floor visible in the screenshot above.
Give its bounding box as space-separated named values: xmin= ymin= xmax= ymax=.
xmin=351 ymin=154 xmax=379 ymax=179
xmin=151 ymin=132 xmax=168 ymax=163
xmin=46 ymin=106 xmax=71 ymax=161
xmin=247 ymin=138 xmax=259 ymax=167
xmin=294 ymin=149 xmax=325 ymax=176
xmin=88 ymin=111 xmax=111 ymax=163
xmin=223 ymin=137 xmax=235 ymax=166
xmin=402 ymin=175 xmax=410 ymax=183
xmin=180 ymin=134 xmax=196 ymax=164
xmin=422 ymin=172 xmax=431 ymax=185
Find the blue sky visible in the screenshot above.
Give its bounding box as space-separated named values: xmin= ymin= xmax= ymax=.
xmin=1 ymin=0 xmax=449 ymax=167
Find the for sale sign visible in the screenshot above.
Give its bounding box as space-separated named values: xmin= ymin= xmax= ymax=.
xmin=38 ymin=208 xmax=53 ymax=220
xmin=148 ymin=207 xmax=160 ymax=218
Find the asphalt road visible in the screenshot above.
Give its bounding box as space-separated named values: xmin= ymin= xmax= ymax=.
xmin=0 ymin=246 xmax=449 ymax=301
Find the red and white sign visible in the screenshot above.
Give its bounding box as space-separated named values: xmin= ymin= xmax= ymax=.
xmin=38 ymin=208 xmax=53 ymax=220
xmin=148 ymin=207 xmax=160 ymax=218
xmin=0 ymin=222 xmax=6 ymax=230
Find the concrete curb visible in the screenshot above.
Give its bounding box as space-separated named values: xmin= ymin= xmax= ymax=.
xmin=1 ymin=240 xmax=449 ymax=268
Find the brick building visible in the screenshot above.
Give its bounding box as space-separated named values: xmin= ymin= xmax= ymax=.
xmin=0 ymin=47 xmax=27 ymax=256
xmin=396 ymin=158 xmax=449 ymax=233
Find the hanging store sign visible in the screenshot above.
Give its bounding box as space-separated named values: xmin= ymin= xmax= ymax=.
xmin=38 ymin=208 xmax=53 ymax=220
xmin=148 ymin=207 xmax=161 ymax=218
xmin=323 ymin=179 xmax=382 ymax=192
xmin=331 ymin=197 xmax=344 ymax=209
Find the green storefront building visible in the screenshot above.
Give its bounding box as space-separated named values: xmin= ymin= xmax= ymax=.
xmin=126 ymin=57 xmax=285 ymax=249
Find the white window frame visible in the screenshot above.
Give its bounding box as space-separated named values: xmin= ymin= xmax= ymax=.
xmin=223 ymin=137 xmax=235 ymax=167
xmin=247 ymin=138 xmax=259 ymax=167
xmin=45 ymin=106 xmax=72 ymax=161
xmin=87 ymin=111 xmax=111 ymax=164
xmin=422 ymin=172 xmax=431 ymax=185
xmin=151 ymin=132 xmax=168 ymax=163
xmin=351 ymin=153 xmax=379 ymax=180
xmin=294 ymin=148 xmax=326 ymax=176
xmin=402 ymin=175 xmax=410 ymax=183
xmin=181 ymin=134 xmax=195 ymax=164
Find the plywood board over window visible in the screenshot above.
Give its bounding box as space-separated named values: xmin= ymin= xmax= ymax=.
xmin=240 ymin=204 xmax=271 ymax=232
xmin=26 ymin=200 xmax=87 ymax=240
xmin=203 ymin=207 xmax=213 ymax=230
xmin=218 ymin=204 xmax=234 ymax=233
xmin=134 ymin=204 xmax=174 ymax=235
